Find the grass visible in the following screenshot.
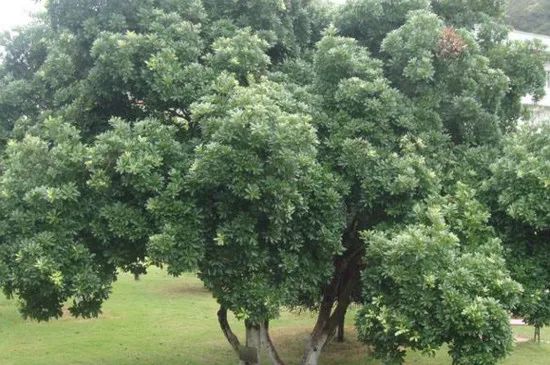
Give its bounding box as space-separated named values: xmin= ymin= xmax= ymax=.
xmin=1 ymin=267 xmax=548 ymax=365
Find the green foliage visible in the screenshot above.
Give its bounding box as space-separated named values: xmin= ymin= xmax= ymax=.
xmin=380 ymin=9 xmax=519 ymax=144
xmin=432 ymin=0 xmax=507 ymax=28
xmin=0 ymin=1 xmax=547 ymax=364
xmin=0 ymin=0 xmax=328 ymax=141
xmin=491 ymin=124 xmax=550 ymax=230
xmin=335 ymin=0 xmax=430 ymax=53
xmin=207 ymin=28 xmax=271 ymax=84
xmin=357 ymin=185 xmax=521 ymax=365
xmin=489 ymin=124 xmax=550 ymax=330
xmin=202 ymin=0 xmax=330 ymax=60
xmin=313 ymin=26 xmax=385 ymax=101
xmin=190 ymin=75 xmax=344 ymax=322
xmin=507 ymin=0 xmax=550 ymax=35
xmin=488 ymin=40 xmax=548 ymax=127
xmin=86 ymin=118 xmax=190 ymax=273
xmin=0 ymin=118 xmax=111 ymax=320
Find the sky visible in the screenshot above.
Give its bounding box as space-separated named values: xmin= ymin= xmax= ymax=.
xmin=0 ymin=1 xmax=348 ymax=33
xmin=0 ymin=0 xmax=44 ymax=32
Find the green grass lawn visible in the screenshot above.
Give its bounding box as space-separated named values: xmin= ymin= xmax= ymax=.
xmin=1 ymin=268 xmax=548 ymax=365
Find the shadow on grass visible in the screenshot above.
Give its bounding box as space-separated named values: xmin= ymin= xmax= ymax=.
xmin=144 ymin=273 xmax=211 ymax=298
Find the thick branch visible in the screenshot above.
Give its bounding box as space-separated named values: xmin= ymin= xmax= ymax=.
xmin=336 ymin=306 xmax=347 ymax=342
xmin=167 ymin=107 xmax=191 ymax=121
xmin=217 ymin=306 xmax=242 ymax=354
xmin=261 ymin=321 xmax=286 ymax=365
xmin=307 ymin=246 xmax=362 ymax=345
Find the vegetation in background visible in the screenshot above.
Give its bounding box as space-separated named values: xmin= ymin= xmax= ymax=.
xmin=507 ymin=0 xmax=550 ymax=35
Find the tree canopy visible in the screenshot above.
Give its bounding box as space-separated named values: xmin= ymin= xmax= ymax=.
xmin=488 ymin=124 xmax=550 ymax=341
xmin=0 ymin=1 xmax=547 ymax=365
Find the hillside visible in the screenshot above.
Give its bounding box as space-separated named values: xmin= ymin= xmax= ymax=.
xmin=507 ymin=0 xmax=550 ymax=35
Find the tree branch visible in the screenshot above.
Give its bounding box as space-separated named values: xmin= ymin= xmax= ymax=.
xmin=217 ymin=305 xmax=242 ymax=354
xmin=261 ymin=320 xmax=286 ymax=365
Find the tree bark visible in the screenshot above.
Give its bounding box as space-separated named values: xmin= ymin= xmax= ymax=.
xmin=300 ymin=279 xmax=354 ymax=365
xmin=260 ymin=321 xmax=286 ymax=365
xmin=302 ymin=331 xmax=329 ymax=365
xmin=245 ymin=321 xmax=262 ymax=365
xmin=534 ymin=325 xmax=541 ymax=343
xmin=301 ymin=237 xmax=362 ymax=365
xmin=217 ymin=306 xmax=248 ymax=365
xmin=336 ymin=307 xmax=347 ymax=343
xmin=218 ymin=307 xmax=289 ymax=365
xmin=218 ymin=306 xmax=242 ymax=353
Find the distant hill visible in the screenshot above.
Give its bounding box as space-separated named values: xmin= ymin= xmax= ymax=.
xmin=507 ymin=0 xmax=550 ymax=35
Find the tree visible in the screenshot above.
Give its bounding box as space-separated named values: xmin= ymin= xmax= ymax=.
xmin=0 ymin=1 xmax=547 ymax=365
xmin=357 ymin=184 xmax=521 ymax=365
xmin=0 ymin=118 xmax=113 ymax=320
xmin=489 ymin=123 xmax=550 ymax=342
xmin=0 ymin=0 xmax=327 ymax=142
xmin=297 ymin=3 xmax=544 ymax=363
xmin=190 ymin=76 xmax=343 ymax=364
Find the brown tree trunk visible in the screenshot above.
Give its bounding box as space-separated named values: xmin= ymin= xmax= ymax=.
xmin=217 ymin=306 xmax=248 ymax=365
xmin=301 ymin=299 xmax=352 ymax=365
xmin=534 ymin=325 xmax=541 ymax=343
xmin=260 ymin=321 xmax=286 ymax=365
xmin=218 ymin=306 xmax=242 ymax=353
xmin=300 ymin=284 xmax=354 ymax=364
xmin=301 ymin=237 xmax=363 ymax=365
xmin=336 ymin=307 xmax=347 ymax=343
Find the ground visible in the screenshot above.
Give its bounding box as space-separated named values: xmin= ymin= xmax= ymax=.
xmin=1 ymin=268 xmax=548 ymax=365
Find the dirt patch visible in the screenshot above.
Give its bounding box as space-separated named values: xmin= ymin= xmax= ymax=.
xmin=152 ymin=281 xmax=210 ymax=297
xmin=268 ymin=325 xmax=368 ymax=364
xmin=60 ymin=306 xmax=115 ymax=321
xmin=515 ymin=335 xmax=531 ymax=343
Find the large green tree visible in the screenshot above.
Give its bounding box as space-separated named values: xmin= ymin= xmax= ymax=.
xmin=488 ymin=123 xmax=550 ymax=342
xmin=0 ymin=1 xmax=547 ymax=365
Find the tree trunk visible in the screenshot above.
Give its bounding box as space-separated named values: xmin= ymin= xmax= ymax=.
xmin=534 ymin=325 xmax=541 ymax=343
xmin=217 ymin=306 xmax=247 ymax=365
xmin=336 ymin=308 xmax=347 ymax=343
xmin=218 ymin=307 xmax=242 ymax=353
xmin=302 ymin=330 xmax=330 ymax=365
xmin=244 ymin=321 xmax=262 ymax=365
xmin=300 ymin=238 xmax=362 ymax=365
xmin=260 ymin=321 xmax=286 ymax=365
xmin=300 ymin=294 xmax=352 ymax=365
xmin=218 ymin=307 xmax=288 ymax=365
